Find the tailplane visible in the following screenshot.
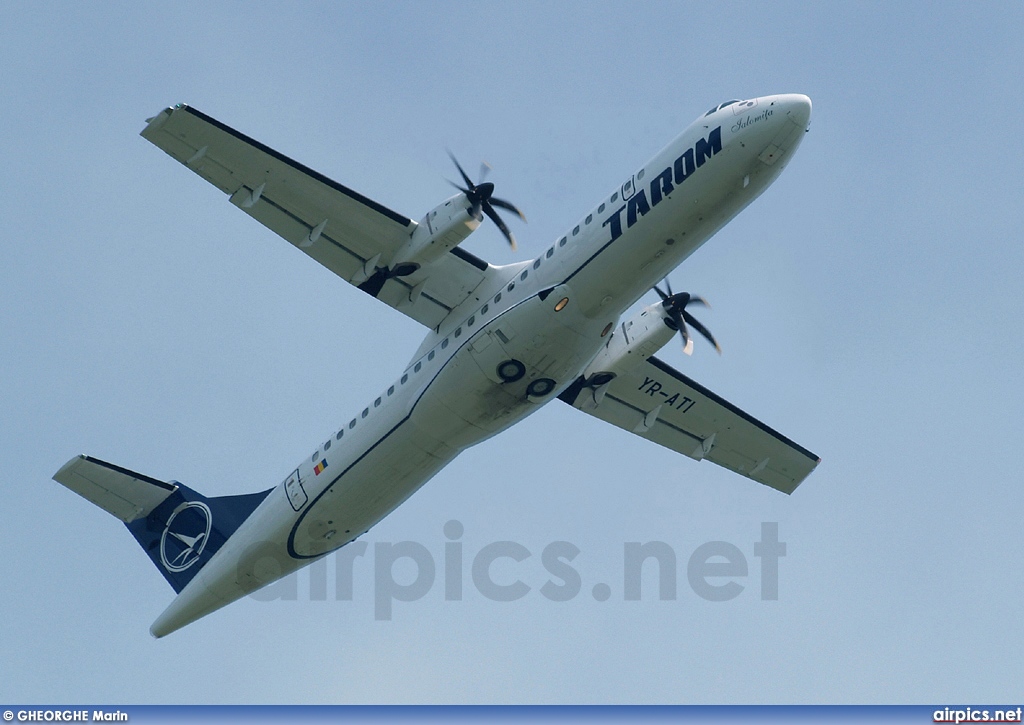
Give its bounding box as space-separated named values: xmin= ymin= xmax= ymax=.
xmin=53 ymin=455 xmax=271 ymax=593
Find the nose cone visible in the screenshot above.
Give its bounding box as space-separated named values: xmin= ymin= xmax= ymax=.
xmin=778 ymin=93 xmax=812 ymax=130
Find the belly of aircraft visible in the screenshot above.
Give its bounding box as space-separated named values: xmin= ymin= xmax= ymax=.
xmin=288 ymin=427 xmax=453 ymax=559
xmin=413 ymin=294 xmax=599 ymax=445
xmin=286 ymin=295 xmax=601 ymax=560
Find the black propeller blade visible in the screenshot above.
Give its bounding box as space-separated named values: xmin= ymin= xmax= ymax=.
xmin=448 ymin=151 xmax=525 ymax=251
xmin=653 ymin=278 xmax=721 ymax=356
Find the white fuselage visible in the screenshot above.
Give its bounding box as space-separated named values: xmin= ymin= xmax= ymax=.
xmin=150 ymin=94 xmax=812 ymax=637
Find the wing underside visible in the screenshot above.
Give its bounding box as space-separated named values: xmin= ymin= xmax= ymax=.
xmin=559 ymin=356 xmax=819 ymax=493
xmin=140 ymin=104 xmax=490 ymax=329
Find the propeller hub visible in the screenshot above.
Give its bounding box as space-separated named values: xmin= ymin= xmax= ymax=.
xmin=653 ymin=279 xmax=720 ymax=356
xmin=448 ymin=152 xmax=525 ymax=251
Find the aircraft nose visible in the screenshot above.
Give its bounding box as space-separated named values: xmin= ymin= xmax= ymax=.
xmin=779 ymin=94 xmax=812 ymax=130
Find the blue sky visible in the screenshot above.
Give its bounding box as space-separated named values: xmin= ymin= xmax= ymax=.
xmin=2 ymin=1 xmax=1023 ymax=704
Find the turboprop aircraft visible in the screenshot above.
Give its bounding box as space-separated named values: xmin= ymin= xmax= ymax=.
xmin=53 ymin=94 xmax=819 ymax=637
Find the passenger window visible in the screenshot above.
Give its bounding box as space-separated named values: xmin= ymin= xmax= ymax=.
xmin=637 ymin=169 xmax=645 ymax=180
xmin=374 ymin=397 xmax=381 ymax=407
xmin=611 ymin=192 xmax=618 ymax=202
xmin=454 ymin=327 xmax=462 ymax=338
xmin=495 ymin=292 xmax=502 ymax=303
xmin=387 ymin=385 xmax=395 ymax=396
xmin=481 ymin=304 xmax=488 ymax=315
xmin=362 ymin=408 xmax=369 ymax=418
xmin=441 ymin=338 xmax=449 ymax=349
xmin=349 ymin=419 xmax=356 ymax=429
xmin=507 ymin=282 xmax=515 ymax=292
xmin=586 ymin=214 xmax=592 ymax=224
xmin=336 ymin=430 xmax=343 ymax=440
xmin=598 ymin=203 xmax=605 ymax=213
xmin=325 ymin=439 xmax=331 ymax=450
xmin=311 ymin=452 xmax=319 ymax=462
xmin=428 ymin=350 xmax=435 ymax=360
xmin=401 ymin=374 xmax=408 ymax=384
xmin=546 ymin=248 xmax=553 ymax=258
xmin=520 ymin=270 xmax=528 ymax=281
xmin=573 ymin=225 xmax=579 ymax=236
xmin=414 ymin=362 xmax=422 ymax=372
xmin=533 ymin=259 xmax=541 ymax=270
xmin=559 ymin=237 xmax=567 ymax=247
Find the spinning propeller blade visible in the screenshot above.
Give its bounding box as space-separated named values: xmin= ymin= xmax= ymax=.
xmin=447 ymin=152 xmax=525 ymax=251
xmin=653 ymin=278 xmax=721 ymax=355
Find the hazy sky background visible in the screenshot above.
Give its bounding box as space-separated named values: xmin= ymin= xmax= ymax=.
xmin=3 ymin=1 xmax=1023 ymax=704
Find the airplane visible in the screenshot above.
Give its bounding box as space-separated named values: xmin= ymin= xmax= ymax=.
xmin=52 ymin=94 xmax=819 ymax=637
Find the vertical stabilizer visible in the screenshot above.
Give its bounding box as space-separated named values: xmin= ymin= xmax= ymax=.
xmin=53 ymin=455 xmax=272 ymax=593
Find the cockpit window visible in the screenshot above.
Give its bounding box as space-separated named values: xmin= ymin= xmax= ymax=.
xmin=705 ymin=100 xmax=742 ymax=116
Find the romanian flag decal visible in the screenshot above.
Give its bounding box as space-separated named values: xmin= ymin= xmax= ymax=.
xmin=314 ymin=459 xmax=328 ymax=476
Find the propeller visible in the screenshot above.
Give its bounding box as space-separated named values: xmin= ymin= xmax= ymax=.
xmin=448 ymin=151 xmax=525 ymax=251
xmin=653 ymin=278 xmax=721 ymax=356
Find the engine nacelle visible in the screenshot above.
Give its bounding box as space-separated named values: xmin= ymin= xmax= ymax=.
xmin=583 ymin=303 xmax=676 ymax=380
xmin=391 ymin=193 xmax=481 ymax=272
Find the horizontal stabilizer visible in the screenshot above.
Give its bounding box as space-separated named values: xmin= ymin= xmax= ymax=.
xmin=53 ymin=455 xmax=177 ymax=522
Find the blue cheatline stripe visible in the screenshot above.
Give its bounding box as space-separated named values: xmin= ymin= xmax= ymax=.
xmin=0 ymin=705 xmax=986 ymax=722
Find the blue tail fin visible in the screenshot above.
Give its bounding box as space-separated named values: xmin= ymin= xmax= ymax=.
xmin=125 ymin=482 xmax=272 ymax=593
xmin=53 ymin=455 xmax=272 ymax=593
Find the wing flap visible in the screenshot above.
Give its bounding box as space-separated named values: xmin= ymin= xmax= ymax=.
xmin=559 ymin=356 xmax=819 ymax=493
xmin=52 ymin=455 xmax=178 ymax=522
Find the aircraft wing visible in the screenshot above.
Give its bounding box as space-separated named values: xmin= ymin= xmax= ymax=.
xmin=558 ymin=356 xmax=819 ymax=493
xmin=140 ymin=104 xmax=490 ymax=329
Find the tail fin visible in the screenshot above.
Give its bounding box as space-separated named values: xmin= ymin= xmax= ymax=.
xmin=53 ymin=455 xmax=272 ymax=593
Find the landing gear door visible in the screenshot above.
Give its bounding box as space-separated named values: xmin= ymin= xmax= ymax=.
xmin=284 ymin=468 xmax=307 ymax=511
